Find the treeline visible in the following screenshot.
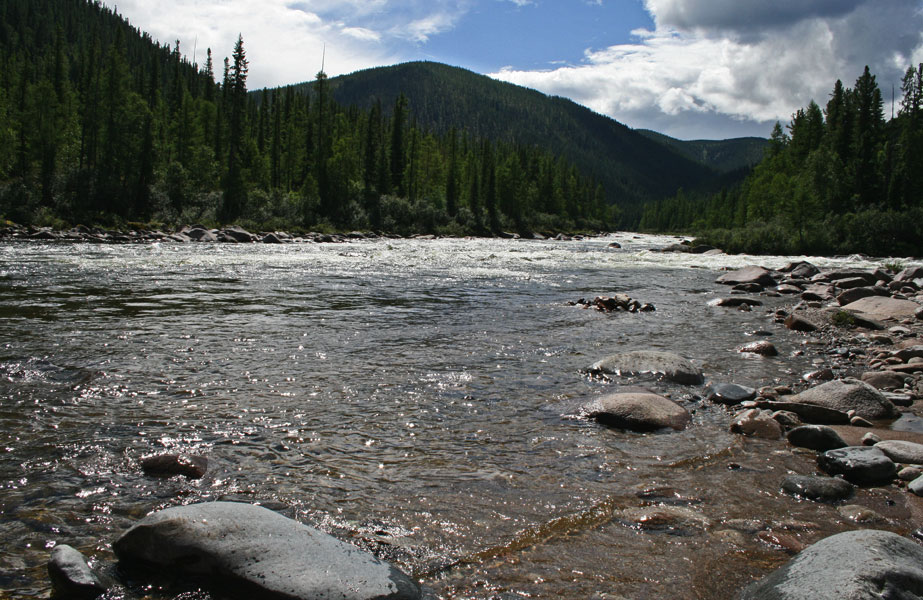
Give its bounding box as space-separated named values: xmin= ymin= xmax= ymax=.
xmin=0 ymin=0 xmax=614 ymax=235
xmin=640 ymin=65 xmax=923 ymax=256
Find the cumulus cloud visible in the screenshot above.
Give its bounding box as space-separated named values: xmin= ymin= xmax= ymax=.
xmin=493 ymin=0 xmax=923 ymax=138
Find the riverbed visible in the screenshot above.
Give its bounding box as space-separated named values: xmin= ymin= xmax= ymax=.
xmin=0 ymin=233 xmax=920 ymax=599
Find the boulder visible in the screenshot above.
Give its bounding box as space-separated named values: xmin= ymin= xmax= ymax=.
xmin=48 ymin=545 xmax=106 ymax=599
xmin=222 ymin=226 xmax=256 ymax=243
xmin=817 ymin=446 xmax=897 ymax=485
xmin=739 ymin=529 xmax=923 ymax=600
xmin=586 ymin=351 xmax=703 ymax=385
xmin=730 ymin=409 xmax=782 ymax=439
xmin=262 ymin=232 xmax=285 ymax=244
xmin=184 ymin=227 xmax=217 ymax=242
xmin=895 ymin=345 xmax=923 ymax=362
xmin=780 ymin=475 xmax=855 ymax=503
xmin=786 ymin=425 xmax=848 ymax=452
xmin=874 ymin=439 xmax=923 ymax=465
xmin=790 ymin=262 xmax=820 ymax=279
xmin=824 ymin=269 xmax=878 ymax=284
xmin=114 ymin=502 xmax=422 ymax=600
xmin=716 ymin=266 xmax=776 ymax=287
xmin=706 ymin=383 xmax=756 ymax=406
xmin=788 ymin=379 xmax=899 ymax=421
xmin=583 ymin=392 xmax=691 ymax=432
xmin=738 ymin=341 xmax=779 ymax=356
xmin=840 ymin=296 xmax=921 ymax=321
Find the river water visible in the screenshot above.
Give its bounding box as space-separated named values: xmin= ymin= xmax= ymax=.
xmin=0 ymin=234 xmax=919 ymax=599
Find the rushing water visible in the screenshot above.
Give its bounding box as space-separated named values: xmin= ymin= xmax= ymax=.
xmin=0 ymin=234 xmax=920 ymax=599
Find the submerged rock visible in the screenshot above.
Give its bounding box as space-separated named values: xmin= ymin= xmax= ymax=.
xmin=113 ymin=502 xmax=422 ymax=600
xmin=586 ymin=350 xmax=703 ymax=385
xmin=781 ymin=475 xmax=855 ymax=503
xmin=788 ymin=379 xmax=899 ymax=421
xmin=141 ymin=454 xmax=208 ymax=479
xmin=739 ymin=529 xmax=923 ymax=600
xmin=583 ymin=392 xmax=691 ymax=432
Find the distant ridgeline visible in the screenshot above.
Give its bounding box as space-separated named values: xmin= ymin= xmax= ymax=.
xmin=0 ymin=0 xmax=762 ymax=236
xmin=641 ymin=65 xmax=923 ymax=257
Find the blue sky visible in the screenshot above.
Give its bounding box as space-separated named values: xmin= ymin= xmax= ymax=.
xmin=108 ymin=1 xmax=923 ymax=140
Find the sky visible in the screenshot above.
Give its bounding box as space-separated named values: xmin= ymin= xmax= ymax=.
xmin=106 ymin=0 xmax=923 ymax=140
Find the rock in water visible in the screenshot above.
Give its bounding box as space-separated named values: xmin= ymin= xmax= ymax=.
xmin=739 ymin=529 xmax=923 ymax=600
xmin=788 ymin=379 xmax=899 ymax=421
xmin=141 ymin=454 xmax=208 ymax=479
xmin=706 ymin=383 xmax=756 ymax=405
xmin=586 ymin=350 xmax=703 ymax=385
xmin=583 ymin=392 xmax=691 ymax=432
xmin=113 ymin=502 xmax=422 ymax=600
xmin=738 ymin=341 xmax=779 ymax=356
xmin=716 ymin=266 xmax=776 ymax=287
xmin=817 ymin=446 xmax=896 ymax=485
xmin=780 ymin=475 xmax=855 ymax=503
xmin=786 ymin=425 xmax=848 ymax=452
xmin=47 ymin=545 xmax=105 ymax=599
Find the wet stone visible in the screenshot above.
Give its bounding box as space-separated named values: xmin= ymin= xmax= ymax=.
xmin=141 ymin=454 xmax=208 ymax=479
xmin=113 ymin=502 xmax=422 ymax=600
xmin=781 ymin=475 xmax=855 ymax=503
xmin=738 ymin=341 xmax=779 ymax=356
xmin=817 ymin=446 xmax=897 ymax=485
xmin=739 ymin=529 xmax=923 ymax=600
xmin=706 ymin=383 xmax=757 ymax=406
xmin=786 ymin=425 xmax=848 ymax=452
xmin=730 ymin=409 xmax=782 ymax=439
xmin=583 ymin=392 xmax=691 ymax=432
xmin=48 ymin=545 xmax=106 ymax=599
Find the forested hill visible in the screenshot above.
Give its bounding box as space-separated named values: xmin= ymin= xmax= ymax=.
xmin=283 ymin=61 xmax=716 ymax=207
xmin=636 ymin=130 xmax=768 ymax=174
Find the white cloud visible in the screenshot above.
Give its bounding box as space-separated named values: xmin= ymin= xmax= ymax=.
xmin=493 ymin=0 xmax=923 ymax=138
xmin=105 ymin=0 xmax=465 ymax=87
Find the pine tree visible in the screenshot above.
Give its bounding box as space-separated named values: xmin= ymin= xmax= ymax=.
xmin=220 ymin=34 xmax=248 ymax=223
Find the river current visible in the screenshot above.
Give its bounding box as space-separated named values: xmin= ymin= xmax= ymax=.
xmin=0 ymin=233 xmax=919 ymax=599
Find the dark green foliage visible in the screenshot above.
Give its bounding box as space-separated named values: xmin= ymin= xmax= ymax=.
xmin=291 ymin=61 xmax=715 ymax=212
xmin=641 ymin=65 xmax=923 ymax=256
xmin=636 ymin=130 xmax=768 ymax=173
xmin=0 ymin=0 xmax=616 ymax=234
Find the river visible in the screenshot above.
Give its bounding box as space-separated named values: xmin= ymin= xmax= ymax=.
xmin=0 ymin=233 xmax=919 ymax=599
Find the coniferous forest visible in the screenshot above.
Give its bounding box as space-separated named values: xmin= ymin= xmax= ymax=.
xmin=640 ymin=66 xmax=923 ymax=257
xmin=0 ymin=0 xmax=615 ymax=236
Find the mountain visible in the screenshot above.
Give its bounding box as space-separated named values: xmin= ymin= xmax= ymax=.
xmin=636 ymin=130 xmax=768 ymax=173
xmin=283 ymin=61 xmax=719 ymax=207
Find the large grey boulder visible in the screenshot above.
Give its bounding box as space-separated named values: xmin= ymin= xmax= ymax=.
xmin=587 ymin=350 xmax=703 ymax=385
xmin=739 ymin=529 xmax=923 ymax=600
xmin=789 ymin=379 xmax=899 ymax=421
xmin=113 ymin=502 xmax=422 ymax=600
xmin=716 ymin=266 xmax=776 ymax=287
xmin=583 ymin=392 xmax=692 ymax=431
